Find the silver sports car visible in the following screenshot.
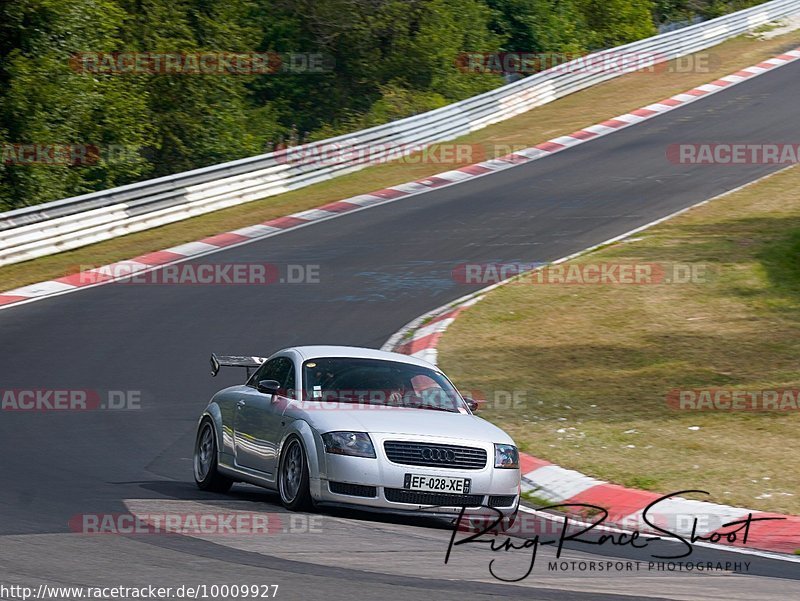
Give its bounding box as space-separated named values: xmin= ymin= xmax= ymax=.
xmin=194 ymin=345 xmax=520 ymax=518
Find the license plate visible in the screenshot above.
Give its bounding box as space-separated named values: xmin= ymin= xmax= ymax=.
xmin=404 ymin=474 xmax=471 ymax=494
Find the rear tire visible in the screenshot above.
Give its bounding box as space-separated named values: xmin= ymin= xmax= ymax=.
xmin=278 ymin=436 xmax=312 ymax=511
xmin=194 ymin=420 xmax=233 ymax=493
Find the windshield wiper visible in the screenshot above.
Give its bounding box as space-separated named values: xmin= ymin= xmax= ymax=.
xmin=408 ymin=404 xmax=457 ymax=413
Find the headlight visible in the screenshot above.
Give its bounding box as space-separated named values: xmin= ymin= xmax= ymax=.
xmin=322 ymin=431 xmax=376 ymax=458
xmin=494 ymin=443 xmax=519 ymax=469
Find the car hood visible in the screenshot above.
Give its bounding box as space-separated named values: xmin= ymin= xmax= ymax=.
xmin=285 ymin=402 xmax=514 ymax=444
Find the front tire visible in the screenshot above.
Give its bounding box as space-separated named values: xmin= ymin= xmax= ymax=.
xmin=194 ymin=420 xmax=233 ymax=493
xmin=278 ymin=436 xmax=312 ymax=511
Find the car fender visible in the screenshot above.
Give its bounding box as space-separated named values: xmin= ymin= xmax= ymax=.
xmin=278 ymin=420 xmax=323 ymax=500
xmin=198 ymin=401 xmax=228 ymax=460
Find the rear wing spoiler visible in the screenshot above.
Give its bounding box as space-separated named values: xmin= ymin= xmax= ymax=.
xmin=210 ymin=353 xmax=268 ymax=378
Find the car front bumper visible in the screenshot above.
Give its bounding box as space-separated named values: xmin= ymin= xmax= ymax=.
xmin=312 ymin=433 xmax=520 ymax=517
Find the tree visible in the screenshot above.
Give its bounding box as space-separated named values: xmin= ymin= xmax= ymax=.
xmin=486 ymin=0 xmax=590 ymax=55
xmin=0 ymin=0 xmax=152 ymax=210
xmin=252 ymin=0 xmax=502 ymax=137
xmin=577 ymin=0 xmax=657 ymax=49
xmin=114 ymin=0 xmax=281 ymax=175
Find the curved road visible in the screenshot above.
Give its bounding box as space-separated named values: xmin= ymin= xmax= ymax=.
xmin=1 ymin=57 xmax=800 ymax=599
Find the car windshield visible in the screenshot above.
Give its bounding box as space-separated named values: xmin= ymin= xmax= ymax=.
xmin=302 ymin=357 xmax=466 ymax=413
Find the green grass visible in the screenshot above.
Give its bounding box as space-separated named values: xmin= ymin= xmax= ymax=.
xmin=622 ymin=475 xmax=661 ymax=491
xmin=521 ymin=491 xmax=555 ymax=508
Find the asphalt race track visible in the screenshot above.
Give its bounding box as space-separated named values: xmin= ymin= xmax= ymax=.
xmin=1 ymin=57 xmax=800 ymax=599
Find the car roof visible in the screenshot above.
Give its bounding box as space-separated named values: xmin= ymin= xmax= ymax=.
xmin=285 ymin=345 xmax=438 ymax=370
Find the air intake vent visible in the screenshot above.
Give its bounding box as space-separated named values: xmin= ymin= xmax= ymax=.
xmin=329 ymin=481 xmax=377 ymax=498
xmin=385 ymin=488 xmax=484 ymax=507
xmin=384 ymin=441 xmax=487 ymax=469
xmin=488 ymin=495 xmax=517 ymax=508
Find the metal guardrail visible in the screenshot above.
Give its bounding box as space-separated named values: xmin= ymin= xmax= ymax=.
xmin=1 ymin=0 xmax=798 ymax=266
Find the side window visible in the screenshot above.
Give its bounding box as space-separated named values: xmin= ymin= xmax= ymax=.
xmin=283 ymin=363 xmax=296 ymax=399
xmin=249 ymin=358 xmax=284 ymax=387
xmin=249 ymin=357 xmax=296 ymax=398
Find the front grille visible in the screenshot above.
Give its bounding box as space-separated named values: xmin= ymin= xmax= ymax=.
xmin=488 ymin=495 xmax=517 ymax=507
xmin=329 ymin=481 xmax=377 ymax=498
xmin=383 ymin=441 xmax=487 ymax=469
xmin=385 ymin=488 xmax=484 ymax=507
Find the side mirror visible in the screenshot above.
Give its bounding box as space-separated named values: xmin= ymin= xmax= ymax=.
xmin=464 ymin=397 xmax=480 ymax=412
xmin=257 ymin=379 xmax=281 ymax=395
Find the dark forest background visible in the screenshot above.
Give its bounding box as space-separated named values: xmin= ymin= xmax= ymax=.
xmin=0 ymin=0 xmax=762 ymax=209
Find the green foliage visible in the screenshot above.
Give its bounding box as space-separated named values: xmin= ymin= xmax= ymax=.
xmin=0 ymin=0 xmax=773 ymax=210
xmin=487 ymin=0 xmax=590 ymax=54
xmin=310 ymin=82 xmax=451 ymax=140
xmin=652 ymin=0 xmax=764 ymax=24
xmin=113 ymin=0 xmax=281 ymax=176
xmin=577 ymin=0 xmax=657 ymax=48
xmin=252 ymin=0 xmax=502 ymax=137
xmin=0 ymin=0 xmax=153 ymax=209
